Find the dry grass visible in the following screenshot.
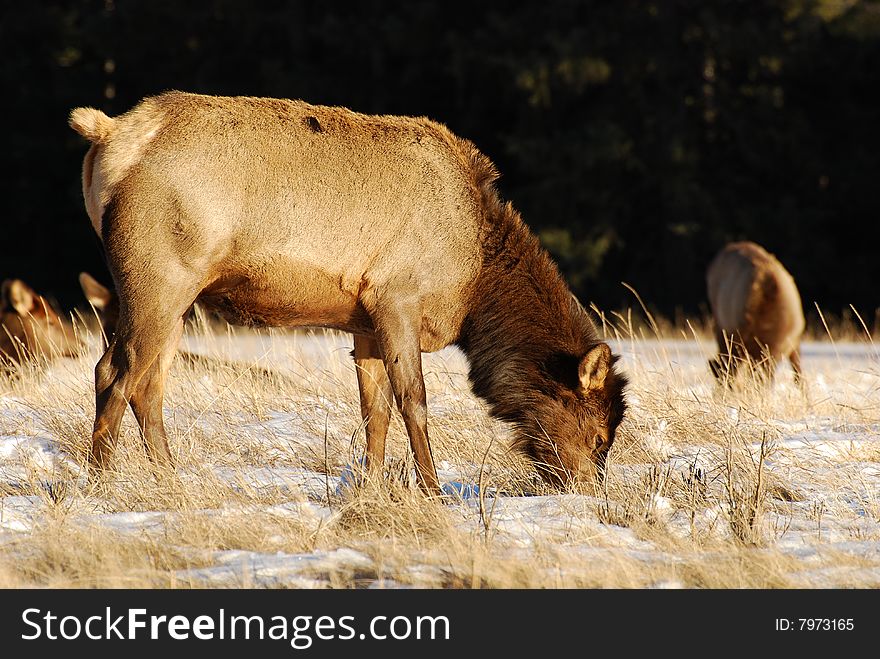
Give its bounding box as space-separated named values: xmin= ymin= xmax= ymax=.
xmin=1 ymin=307 xmax=879 ymax=589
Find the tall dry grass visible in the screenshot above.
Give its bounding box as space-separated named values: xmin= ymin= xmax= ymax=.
xmin=0 ymin=304 xmax=878 ymax=588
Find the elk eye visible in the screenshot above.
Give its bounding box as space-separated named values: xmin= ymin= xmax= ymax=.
xmin=592 ymin=434 xmax=604 ymax=450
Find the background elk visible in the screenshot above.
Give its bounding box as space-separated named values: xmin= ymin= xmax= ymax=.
xmin=1 ymin=279 xmax=82 ymax=370
xmin=78 ymin=272 xmax=118 ymax=345
xmin=69 ymin=91 xmax=627 ymax=494
xmin=706 ymin=241 xmax=805 ymax=385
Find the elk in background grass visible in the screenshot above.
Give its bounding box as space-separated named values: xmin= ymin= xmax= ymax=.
xmin=69 ymin=91 xmax=627 ymax=494
xmin=78 ymin=272 xmax=118 ymax=346
xmin=1 ymin=279 xmax=82 ymax=371
xmin=706 ymin=241 xmax=805 ymax=386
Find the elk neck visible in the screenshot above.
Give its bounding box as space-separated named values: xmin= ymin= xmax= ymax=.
xmin=455 ymin=202 xmax=596 ymax=424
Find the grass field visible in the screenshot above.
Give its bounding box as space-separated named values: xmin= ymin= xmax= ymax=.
xmin=1 ymin=313 xmax=879 ymax=588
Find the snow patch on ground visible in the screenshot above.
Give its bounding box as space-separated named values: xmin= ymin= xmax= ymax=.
xmin=2 ymin=336 xmax=879 ymax=587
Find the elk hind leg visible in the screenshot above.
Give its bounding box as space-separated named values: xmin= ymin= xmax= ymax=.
xmin=128 ymin=316 xmax=185 ymax=466
xmin=789 ymin=345 xmax=803 ymax=387
xmin=90 ymin=299 xmax=191 ymax=475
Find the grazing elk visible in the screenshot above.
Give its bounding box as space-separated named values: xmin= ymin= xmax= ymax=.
xmin=1 ymin=279 xmax=82 ymax=370
xmin=706 ymin=241 xmax=805 ymax=385
xmin=69 ymin=91 xmax=627 ymax=493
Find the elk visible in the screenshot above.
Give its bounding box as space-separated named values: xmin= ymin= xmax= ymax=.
xmin=69 ymin=91 xmax=627 ymax=494
xmin=1 ymin=279 xmax=82 ymax=370
xmin=706 ymin=241 xmax=805 ymax=385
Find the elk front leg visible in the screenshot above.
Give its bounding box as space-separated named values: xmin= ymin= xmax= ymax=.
xmin=353 ymin=334 xmax=393 ymax=478
xmin=369 ymin=301 xmax=440 ymax=496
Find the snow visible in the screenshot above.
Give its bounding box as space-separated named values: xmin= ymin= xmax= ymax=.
xmin=176 ymin=547 xmax=374 ymax=588
xmin=0 ymin=495 xmax=42 ymax=533
xmin=2 ymin=333 xmax=879 ymax=587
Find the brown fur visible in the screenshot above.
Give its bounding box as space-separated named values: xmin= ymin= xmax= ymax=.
xmin=458 ymin=203 xmax=627 ymax=486
xmin=706 ymin=241 xmax=805 ymax=385
xmin=69 ymin=91 xmax=627 ymax=493
xmin=1 ymin=279 xmax=82 ymax=370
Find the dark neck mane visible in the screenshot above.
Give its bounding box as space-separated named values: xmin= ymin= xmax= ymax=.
xmin=456 ymin=202 xmax=600 ymax=423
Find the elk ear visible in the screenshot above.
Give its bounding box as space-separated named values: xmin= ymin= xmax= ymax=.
xmin=79 ymin=272 xmax=113 ymax=310
xmin=578 ymin=343 xmax=612 ymax=392
xmin=3 ymin=280 xmax=37 ymax=315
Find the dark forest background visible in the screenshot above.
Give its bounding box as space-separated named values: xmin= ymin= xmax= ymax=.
xmin=2 ymin=0 xmax=879 ymax=325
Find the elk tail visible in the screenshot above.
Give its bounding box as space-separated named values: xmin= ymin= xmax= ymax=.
xmin=69 ymin=107 xmax=116 ymax=144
